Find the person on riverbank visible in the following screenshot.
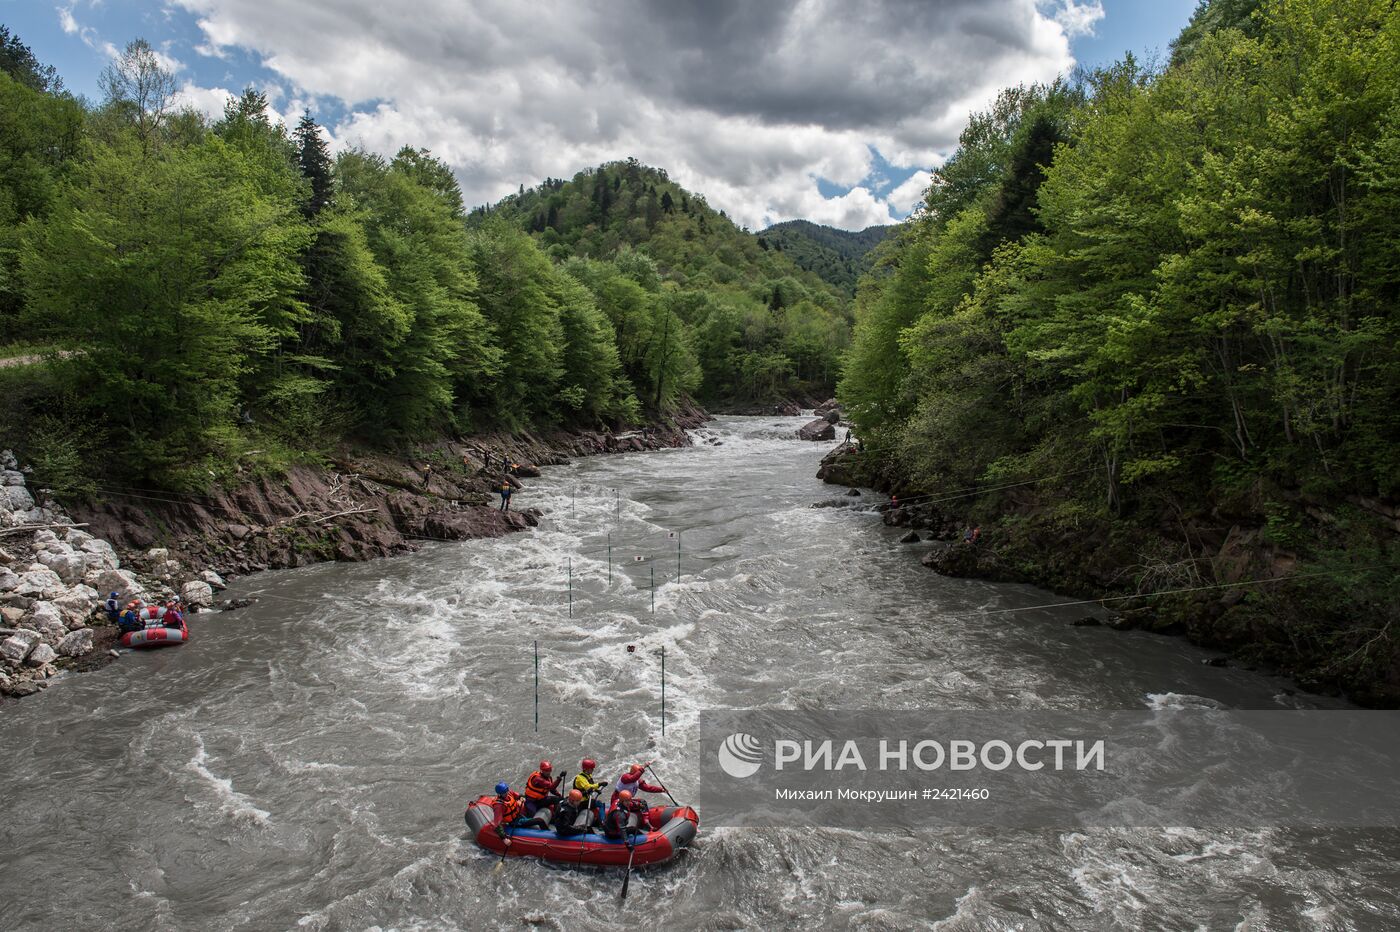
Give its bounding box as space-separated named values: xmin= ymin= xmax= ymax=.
xmin=522 ymin=760 xmax=564 ymax=815
xmin=498 ymin=479 xmax=513 ymax=511
xmin=103 ymin=591 xmax=120 ymax=623
xmin=420 ymin=463 xmax=433 ymax=488
xmin=574 ymin=758 xmax=609 ymax=821
xmin=963 ymin=526 xmax=981 ymax=545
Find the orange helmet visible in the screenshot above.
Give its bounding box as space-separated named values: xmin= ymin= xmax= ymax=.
xmin=567 ymin=789 xmax=584 ymax=804
xmin=617 ymin=790 xmax=632 ymax=802
xmin=538 ymin=760 xmax=552 ymax=773
xmin=627 ymin=763 xmax=644 ymax=776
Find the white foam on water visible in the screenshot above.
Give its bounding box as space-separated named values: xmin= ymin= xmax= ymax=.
xmin=1144 ymin=692 xmax=1228 ymax=710
xmin=185 ymin=734 xmax=271 ymax=827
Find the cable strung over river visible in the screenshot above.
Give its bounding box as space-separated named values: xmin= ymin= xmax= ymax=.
xmin=0 ymin=416 xmax=1393 ymax=930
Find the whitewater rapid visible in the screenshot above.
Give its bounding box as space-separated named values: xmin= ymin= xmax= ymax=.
xmin=0 ymin=416 xmax=1392 ymax=931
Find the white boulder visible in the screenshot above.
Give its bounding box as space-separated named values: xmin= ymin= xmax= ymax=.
xmin=28 ymin=602 xmax=67 ymax=642
xmin=181 ymin=580 xmax=214 ymax=608
xmin=1 ymin=629 xmax=40 ymax=665
xmin=1 ymin=469 xmax=23 ymax=486
xmin=53 ymin=585 xmax=98 ymax=627
xmin=200 ymin=570 xmax=227 ymax=590
xmin=3 ymin=485 xmax=34 ymax=512
xmin=63 ymin=528 xmax=94 ymax=546
xmin=37 ymin=550 xmax=87 ymax=584
xmin=85 ymin=569 xmax=145 ymax=601
xmin=81 ymin=539 xmax=120 ymax=571
xmin=0 ymin=567 xmax=18 ymax=591
xmin=145 ymin=548 xmax=170 ymax=563
xmin=15 ymin=567 xmax=65 ymax=599
xmin=25 ymin=642 xmax=56 ymax=667
xmin=57 ymin=628 xmax=93 ymax=657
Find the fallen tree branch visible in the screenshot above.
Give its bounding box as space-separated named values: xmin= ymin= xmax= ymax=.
xmin=315 ymin=507 xmax=377 ymax=523
xmin=0 ymin=522 xmax=89 ymax=537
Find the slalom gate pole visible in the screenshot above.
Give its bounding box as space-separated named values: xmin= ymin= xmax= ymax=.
xmin=533 ymin=640 xmax=539 ymax=733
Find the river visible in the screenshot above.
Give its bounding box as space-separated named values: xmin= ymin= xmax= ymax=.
xmin=1 ymin=415 xmax=1395 ymax=930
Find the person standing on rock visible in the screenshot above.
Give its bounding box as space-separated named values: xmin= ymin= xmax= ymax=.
xmin=498 ymin=479 xmax=513 ymax=512
xmin=421 ymin=463 xmax=433 ymax=489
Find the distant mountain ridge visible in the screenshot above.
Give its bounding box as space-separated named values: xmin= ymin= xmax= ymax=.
xmin=758 ymin=220 xmax=894 ymax=294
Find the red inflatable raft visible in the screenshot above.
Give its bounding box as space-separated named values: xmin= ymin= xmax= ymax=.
xmin=120 ymin=615 xmax=189 ymax=648
xmin=464 ymin=794 xmax=699 ymax=867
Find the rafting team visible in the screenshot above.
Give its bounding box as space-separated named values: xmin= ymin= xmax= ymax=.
xmin=493 ymin=758 xmax=666 ymax=842
xmin=103 ymin=590 xmax=186 ymax=633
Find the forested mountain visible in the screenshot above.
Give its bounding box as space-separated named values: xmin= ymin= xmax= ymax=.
xmin=757 ymin=220 xmax=892 ymax=295
xmin=838 ymin=0 xmax=1400 ymax=701
xmin=476 ymin=161 xmax=852 ymax=408
xmin=0 ymin=31 xmax=851 ymax=491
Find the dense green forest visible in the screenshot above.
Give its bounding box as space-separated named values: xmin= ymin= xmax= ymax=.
xmin=478 ymin=163 xmax=852 ymax=406
xmin=839 ymin=0 xmax=1400 ymax=700
xmin=757 ymin=220 xmax=891 ymax=295
xmin=0 ymin=29 xmax=850 ymax=491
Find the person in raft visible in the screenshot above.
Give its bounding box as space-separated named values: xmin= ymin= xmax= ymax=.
xmin=603 ymin=790 xmax=647 ymax=843
xmin=611 ymin=761 xmax=664 ymax=808
xmin=522 ymin=760 xmax=565 ymax=816
xmin=117 ymin=600 xmax=143 ymax=634
xmin=493 ymin=782 xmax=526 ymax=834
xmin=551 ymin=789 xmax=591 ymax=837
xmin=498 ymin=479 xmax=513 ymax=512
xmin=573 ymin=758 xmax=610 ymax=821
xmin=163 ymin=597 xmax=185 ymax=628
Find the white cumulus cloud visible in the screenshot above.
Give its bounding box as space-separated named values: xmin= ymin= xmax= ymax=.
xmin=171 ymin=0 xmax=1087 ymax=229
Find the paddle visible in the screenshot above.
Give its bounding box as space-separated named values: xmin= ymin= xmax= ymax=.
xmin=620 ymin=823 xmax=639 ymax=899
xmin=493 ymin=821 xmax=513 ymax=871
xmin=645 ymin=763 xmax=679 ymax=807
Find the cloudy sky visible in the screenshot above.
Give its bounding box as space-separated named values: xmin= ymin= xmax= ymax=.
xmin=4 ymin=0 xmax=1196 ymax=230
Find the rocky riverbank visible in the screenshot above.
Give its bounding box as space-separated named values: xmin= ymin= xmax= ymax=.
xmin=0 ymin=450 xmax=187 ymax=699
xmin=2 ymin=402 xmax=709 ymax=701
xmin=817 ymin=444 xmax=1400 ymax=707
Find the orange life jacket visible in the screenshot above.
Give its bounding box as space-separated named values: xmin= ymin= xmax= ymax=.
xmin=524 ymin=770 xmax=554 ymax=799
xmin=497 ymin=792 xmax=524 ymax=822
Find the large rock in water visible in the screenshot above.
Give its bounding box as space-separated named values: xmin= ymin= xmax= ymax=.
xmin=798 ymin=418 xmax=836 ymax=442
xmin=25 ymin=642 xmax=56 ymax=667
xmin=181 ymin=580 xmax=214 ymax=608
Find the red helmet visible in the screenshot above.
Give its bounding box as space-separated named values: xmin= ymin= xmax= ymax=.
xmin=538 ymin=760 xmax=552 ymax=773
xmin=627 ymin=763 xmax=644 ymax=776
xmin=567 ymin=789 xmax=584 ymax=804
xmin=581 ymin=758 xmax=596 ymax=771
xmin=617 ymin=790 xmax=632 ymax=802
